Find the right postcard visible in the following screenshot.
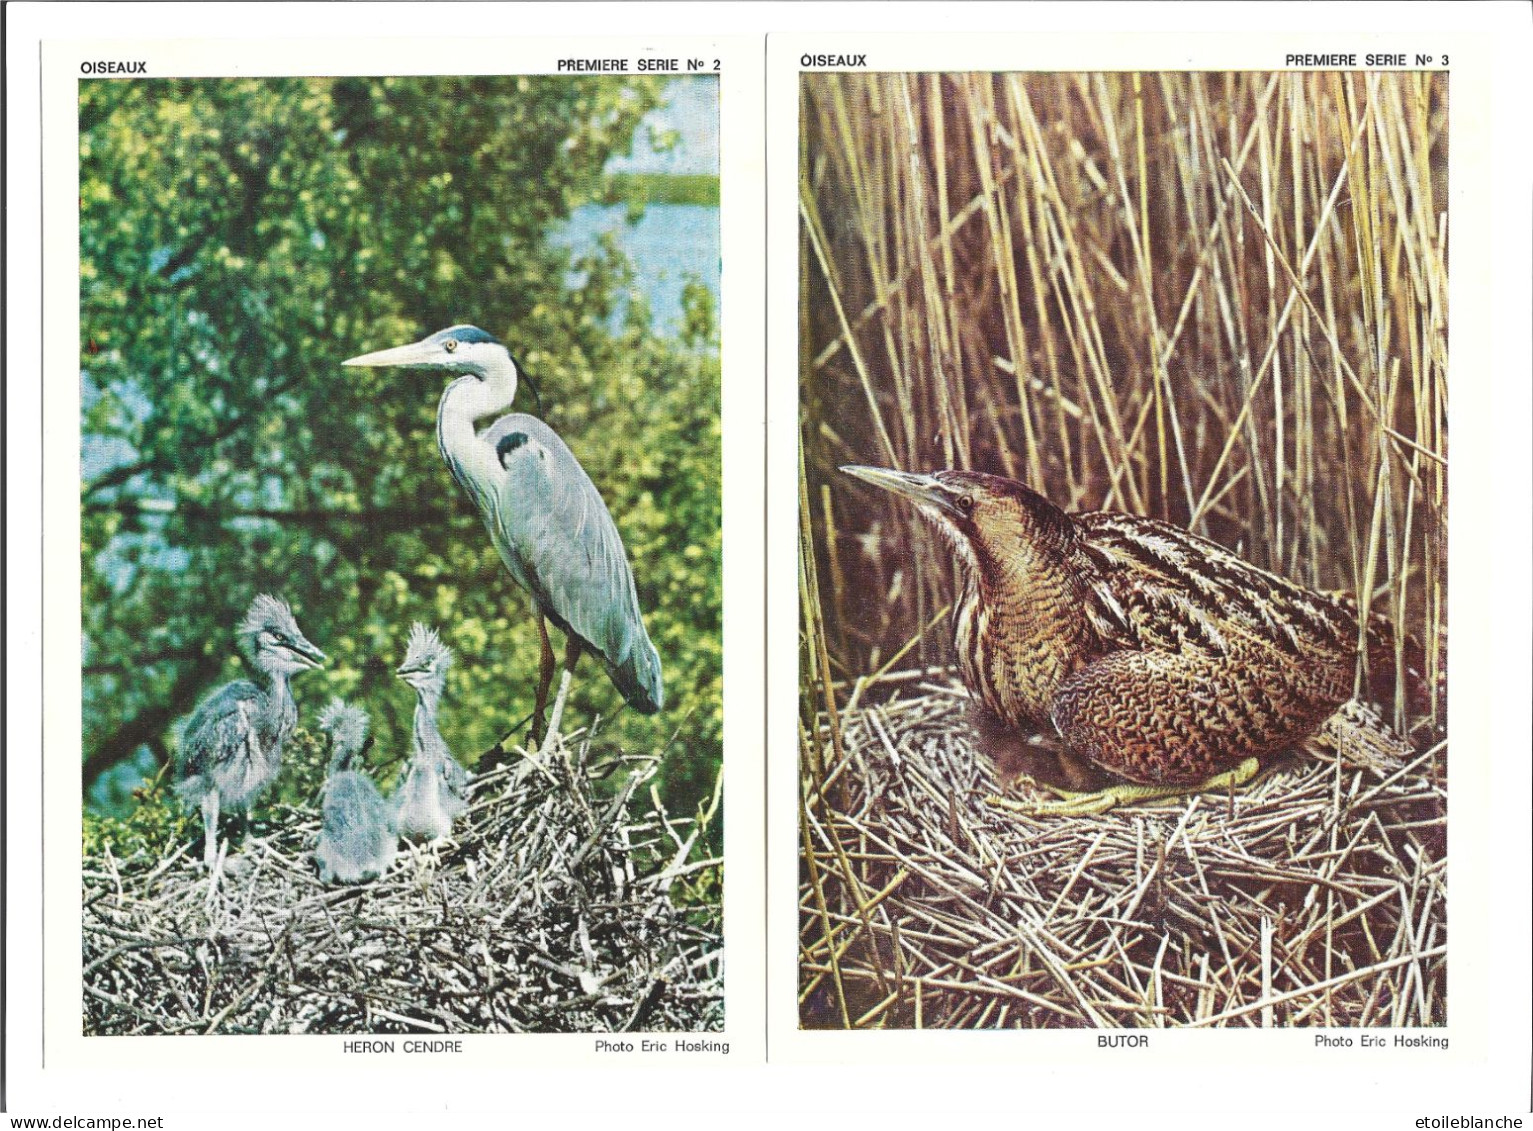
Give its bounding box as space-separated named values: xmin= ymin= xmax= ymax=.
xmin=770 ymin=15 xmax=1528 ymax=1096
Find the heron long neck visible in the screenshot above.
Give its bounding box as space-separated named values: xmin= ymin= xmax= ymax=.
xmin=260 ymin=670 xmax=297 ymax=744
xmin=436 ymin=361 xmax=518 ymax=492
xmin=412 ymin=689 xmax=449 ymax=762
xmin=328 ymin=742 xmax=358 ymax=775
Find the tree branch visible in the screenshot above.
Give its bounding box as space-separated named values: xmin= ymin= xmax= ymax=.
xmin=81 ymin=371 xmax=305 ymax=501
xmin=84 ymin=498 xmax=445 ymax=531
xmin=82 ymin=656 xmax=221 ymax=795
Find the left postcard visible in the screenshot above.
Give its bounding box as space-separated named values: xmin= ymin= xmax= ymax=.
xmin=39 ymin=29 xmax=763 ymax=1078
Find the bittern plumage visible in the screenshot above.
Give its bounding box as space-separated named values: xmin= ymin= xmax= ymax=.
xmin=841 ymin=466 xmax=1419 ymax=814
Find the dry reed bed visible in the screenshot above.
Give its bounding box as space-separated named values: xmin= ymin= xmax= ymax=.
xmin=800 ymin=72 xmax=1447 ymax=721
xmin=84 ymin=730 xmax=723 ymax=1035
xmin=800 ymin=674 xmax=1445 ymax=1029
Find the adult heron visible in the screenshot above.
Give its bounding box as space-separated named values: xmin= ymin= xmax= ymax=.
xmin=176 ymin=594 xmax=325 ymax=867
xmin=343 ymin=326 xmax=663 ymax=741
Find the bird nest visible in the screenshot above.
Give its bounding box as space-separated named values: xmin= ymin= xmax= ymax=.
xmin=84 ymin=726 xmax=723 ymax=1036
xmin=800 ymin=670 xmax=1446 ymax=1029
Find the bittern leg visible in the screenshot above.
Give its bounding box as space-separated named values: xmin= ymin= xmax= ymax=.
xmin=200 ymin=791 xmax=220 ymax=869
xmin=531 ymin=613 xmax=556 ymax=745
xmin=987 ymin=757 xmax=1262 ymax=817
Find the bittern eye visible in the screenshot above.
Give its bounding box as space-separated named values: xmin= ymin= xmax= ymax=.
xmin=444 ymin=339 xmax=458 ymax=353
xmin=958 ymin=496 xmax=975 ymax=515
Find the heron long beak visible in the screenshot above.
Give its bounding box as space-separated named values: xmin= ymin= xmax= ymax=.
xmin=341 ymin=339 xmax=435 ymax=368
xmin=840 ymin=465 xmax=964 ymax=518
xmin=293 ymin=639 xmax=327 ymax=669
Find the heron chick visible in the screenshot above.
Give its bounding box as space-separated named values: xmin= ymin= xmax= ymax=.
xmin=314 ymin=699 xmax=397 ymax=884
xmin=393 ymin=622 xmax=470 ymax=842
xmin=176 ymin=594 xmax=325 ymax=867
xmin=342 ymin=326 xmax=663 ymax=742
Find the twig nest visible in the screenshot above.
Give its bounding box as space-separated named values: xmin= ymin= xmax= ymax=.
xmin=84 ymin=727 xmax=722 ymax=1035
xmin=801 ymin=676 xmax=1445 ymax=1029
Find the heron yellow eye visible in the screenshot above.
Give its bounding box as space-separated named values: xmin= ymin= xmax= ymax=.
xmin=444 ymin=339 xmax=458 ymax=353
xmin=958 ymin=496 xmax=975 ymax=514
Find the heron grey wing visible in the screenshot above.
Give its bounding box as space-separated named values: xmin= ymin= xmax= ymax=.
xmin=433 ymin=757 xmax=469 ymax=820
xmin=394 ymin=754 xmax=460 ymax=839
xmin=438 ymin=752 xmax=470 ymax=801
xmin=470 ymin=415 xmax=541 ymax=595
xmin=391 ymin=761 xmax=425 ymax=819
xmin=482 ymin=416 xmax=651 ymax=666
xmin=318 ymin=772 xmax=397 ymax=882
xmin=177 ymin=681 xmax=262 ymax=786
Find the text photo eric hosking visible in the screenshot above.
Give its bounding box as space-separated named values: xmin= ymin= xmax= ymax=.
xmin=798 ymin=70 xmax=1446 ymax=1029
xmin=80 ymin=72 xmax=724 ymax=1036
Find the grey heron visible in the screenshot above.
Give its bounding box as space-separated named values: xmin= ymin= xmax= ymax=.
xmin=393 ymin=622 xmax=469 ymax=841
xmin=342 ymin=326 xmax=663 ymax=742
xmin=176 ymin=594 xmax=325 ymax=867
xmin=314 ymin=699 xmax=397 ymax=884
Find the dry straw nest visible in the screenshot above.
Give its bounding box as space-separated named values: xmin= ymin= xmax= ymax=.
xmin=84 ymin=729 xmax=723 ymax=1035
xmin=800 ymin=672 xmax=1446 ymax=1029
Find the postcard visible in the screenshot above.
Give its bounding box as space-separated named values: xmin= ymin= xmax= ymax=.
xmin=765 ymin=14 xmax=1531 ymax=1112
xmin=26 ymin=22 xmax=765 ymax=1094
xmin=5 ymin=1 xmax=1530 ymax=1124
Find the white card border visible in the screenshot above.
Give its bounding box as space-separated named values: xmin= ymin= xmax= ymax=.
xmin=765 ymin=10 xmax=1533 ymax=1110
xmin=5 ymin=0 xmax=1530 ymax=1121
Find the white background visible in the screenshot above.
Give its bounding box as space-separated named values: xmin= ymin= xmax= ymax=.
xmin=8 ymin=3 xmax=1532 ymax=1127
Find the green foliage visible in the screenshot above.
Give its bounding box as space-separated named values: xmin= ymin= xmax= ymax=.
xmin=273 ymin=725 xmax=335 ymax=807
xmin=605 ymin=172 xmax=721 ymax=207
xmin=81 ymin=772 xmax=191 ymax=863
xmin=80 ymin=76 xmax=722 ymax=834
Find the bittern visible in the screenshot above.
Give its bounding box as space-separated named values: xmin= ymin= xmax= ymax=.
xmin=342 ymin=326 xmax=663 ymax=744
xmin=841 ymin=466 xmax=1419 ymax=814
xmin=176 ymin=594 xmax=325 ymax=866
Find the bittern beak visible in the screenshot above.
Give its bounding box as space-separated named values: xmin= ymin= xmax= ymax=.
xmin=341 ymin=338 xmax=438 ymax=369
xmin=840 ymin=465 xmax=966 ymax=519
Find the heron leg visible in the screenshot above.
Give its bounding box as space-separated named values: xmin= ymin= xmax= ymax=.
xmin=200 ymin=791 xmax=220 ymax=869
xmin=539 ymin=669 xmax=575 ymax=760
xmin=531 ymin=613 xmax=555 ymax=745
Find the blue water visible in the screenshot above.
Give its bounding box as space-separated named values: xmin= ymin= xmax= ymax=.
xmin=609 ymin=78 xmax=718 ymax=177
xmin=551 ymin=201 xmax=720 ymax=338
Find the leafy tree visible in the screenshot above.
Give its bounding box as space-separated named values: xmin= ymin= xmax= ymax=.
xmin=80 ymin=76 xmax=722 ymax=835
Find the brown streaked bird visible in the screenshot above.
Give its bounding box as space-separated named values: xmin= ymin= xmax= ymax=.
xmin=840 ymin=465 xmax=1419 ymax=814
